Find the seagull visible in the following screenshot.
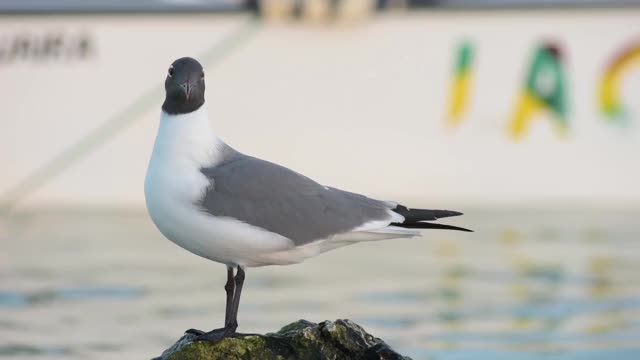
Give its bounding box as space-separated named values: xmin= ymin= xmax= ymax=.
xmin=144 ymin=57 xmax=471 ymax=341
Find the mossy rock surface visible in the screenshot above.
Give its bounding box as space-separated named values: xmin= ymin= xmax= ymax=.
xmin=153 ymin=319 xmax=411 ymax=360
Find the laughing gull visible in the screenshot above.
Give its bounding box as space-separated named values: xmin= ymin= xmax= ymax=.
xmin=144 ymin=57 xmax=471 ymax=341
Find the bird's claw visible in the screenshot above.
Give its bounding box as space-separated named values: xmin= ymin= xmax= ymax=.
xmin=188 ymin=327 xmax=236 ymax=342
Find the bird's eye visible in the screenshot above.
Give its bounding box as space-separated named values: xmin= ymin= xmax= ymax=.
xmin=168 ymin=66 xmax=174 ymax=77
xmin=200 ymin=72 xmax=205 ymax=79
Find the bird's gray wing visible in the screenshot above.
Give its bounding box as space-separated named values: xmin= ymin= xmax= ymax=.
xmin=198 ymin=155 xmax=394 ymax=246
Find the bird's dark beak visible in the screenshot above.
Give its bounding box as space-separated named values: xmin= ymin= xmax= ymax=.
xmin=180 ymin=82 xmax=192 ymax=101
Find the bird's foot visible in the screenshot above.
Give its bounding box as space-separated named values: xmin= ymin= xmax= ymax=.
xmin=185 ymin=326 xmax=238 ymax=342
xmin=185 ymin=328 xmax=205 ymax=336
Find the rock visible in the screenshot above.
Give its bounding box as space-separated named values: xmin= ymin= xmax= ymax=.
xmin=153 ymin=319 xmax=412 ymax=360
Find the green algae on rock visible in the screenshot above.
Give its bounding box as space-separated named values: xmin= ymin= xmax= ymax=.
xmin=153 ymin=319 xmax=411 ymax=360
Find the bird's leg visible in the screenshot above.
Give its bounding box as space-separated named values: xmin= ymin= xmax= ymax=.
xmin=223 ymin=265 xmax=236 ymax=326
xmin=185 ymin=266 xmax=235 ymax=338
xmin=191 ymin=266 xmax=247 ymax=341
xmin=223 ymin=266 xmax=245 ymax=336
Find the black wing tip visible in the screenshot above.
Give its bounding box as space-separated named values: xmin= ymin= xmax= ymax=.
xmin=446 ymin=210 xmax=464 ymax=217
xmin=393 ymin=205 xmax=464 ymax=221
xmin=429 ymin=209 xmax=465 ymax=217
xmin=392 ymin=221 xmax=473 ymax=232
xmin=391 ymin=205 xmax=470 ymax=231
xmin=439 ymin=224 xmax=473 ymax=232
xmin=456 ymin=226 xmax=473 ymax=233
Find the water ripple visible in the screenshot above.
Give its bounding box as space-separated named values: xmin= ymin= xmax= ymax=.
xmin=0 ymin=286 xmax=144 ymax=307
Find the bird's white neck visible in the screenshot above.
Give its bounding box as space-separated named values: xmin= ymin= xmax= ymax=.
xmin=151 ymin=105 xmax=223 ymax=168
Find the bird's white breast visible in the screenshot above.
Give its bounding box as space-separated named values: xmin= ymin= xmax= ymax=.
xmin=144 ymin=107 xmax=294 ymax=266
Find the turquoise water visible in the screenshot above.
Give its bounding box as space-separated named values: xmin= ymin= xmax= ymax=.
xmin=1 ymin=209 xmax=639 ymax=359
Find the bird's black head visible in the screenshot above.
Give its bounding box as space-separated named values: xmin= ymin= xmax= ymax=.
xmin=162 ymin=57 xmax=205 ymax=115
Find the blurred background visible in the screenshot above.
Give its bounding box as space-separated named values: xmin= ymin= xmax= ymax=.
xmin=1 ymin=0 xmax=639 ymax=359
